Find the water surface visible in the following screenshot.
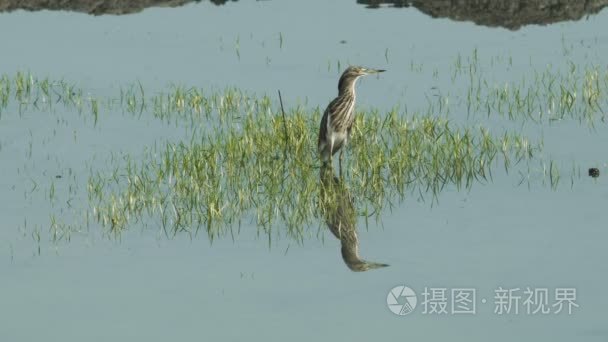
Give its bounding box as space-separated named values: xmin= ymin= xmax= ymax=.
xmin=1 ymin=1 xmax=607 ymax=341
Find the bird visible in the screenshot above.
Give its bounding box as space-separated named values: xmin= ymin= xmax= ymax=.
xmin=318 ymin=66 xmax=385 ymax=171
xmin=320 ymin=166 xmax=389 ymax=272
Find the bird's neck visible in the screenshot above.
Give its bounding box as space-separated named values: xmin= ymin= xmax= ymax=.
xmin=341 ymin=244 xmax=361 ymax=265
xmin=338 ymin=76 xmax=359 ymax=97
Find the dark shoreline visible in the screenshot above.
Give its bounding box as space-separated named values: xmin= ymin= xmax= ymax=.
xmin=1 ymin=0 xmax=607 ymax=31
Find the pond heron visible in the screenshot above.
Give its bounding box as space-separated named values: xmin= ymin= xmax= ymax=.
xmin=318 ymin=66 xmax=385 ymax=170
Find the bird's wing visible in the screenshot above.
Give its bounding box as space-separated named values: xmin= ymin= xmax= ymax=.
xmin=327 ymin=96 xmax=353 ymax=132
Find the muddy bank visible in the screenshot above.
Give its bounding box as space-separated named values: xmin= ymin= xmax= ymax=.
xmin=0 ymin=0 xmax=234 ymax=15
xmin=359 ymin=0 xmax=608 ymax=30
xmin=2 ymin=0 xmax=606 ymax=29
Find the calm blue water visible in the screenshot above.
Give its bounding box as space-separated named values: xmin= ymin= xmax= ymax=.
xmin=1 ymin=1 xmax=607 ymax=341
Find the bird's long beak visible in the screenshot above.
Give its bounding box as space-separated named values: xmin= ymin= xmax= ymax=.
xmin=366 ymin=68 xmax=386 ymax=74
xmin=366 ymin=261 xmax=390 ymax=270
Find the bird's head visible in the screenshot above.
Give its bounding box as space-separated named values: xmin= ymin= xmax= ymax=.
xmin=341 ymin=244 xmax=389 ymax=272
xmin=338 ymin=66 xmax=385 ymax=94
xmin=346 ymin=259 xmax=390 ymax=272
xmin=343 ymin=66 xmax=386 ymax=77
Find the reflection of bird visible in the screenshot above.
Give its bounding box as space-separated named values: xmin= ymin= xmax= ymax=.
xmin=320 ymin=167 xmax=389 ymax=272
xmin=318 ymin=66 xmax=385 ymax=171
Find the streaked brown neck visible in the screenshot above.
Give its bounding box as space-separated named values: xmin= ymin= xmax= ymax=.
xmin=341 ymin=243 xmax=361 ymax=265
xmin=338 ymin=75 xmax=359 ymax=96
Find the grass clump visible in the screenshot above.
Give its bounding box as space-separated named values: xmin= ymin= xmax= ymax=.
xmin=88 ymin=95 xmax=539 ymax=242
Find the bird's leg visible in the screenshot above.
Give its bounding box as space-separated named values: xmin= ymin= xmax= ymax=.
xmin=329 ymin=136 xmax=335 ymax=170
xmin=340 ymin=135 xmax=350 ymax=179
xmin=339 ymin=149 xmax=344 ymax=178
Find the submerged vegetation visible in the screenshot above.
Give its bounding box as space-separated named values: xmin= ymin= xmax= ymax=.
xmin=2 ymin=54 xmax=607 ymax=126
xmin=0 ymin=51 xmax=606 ymax=244
xmin=458 ymin=60 xmax=608 ymax=125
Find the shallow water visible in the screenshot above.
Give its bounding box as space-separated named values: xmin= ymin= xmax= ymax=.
xmin=1 ymin=1 xmax=608 ymax=341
